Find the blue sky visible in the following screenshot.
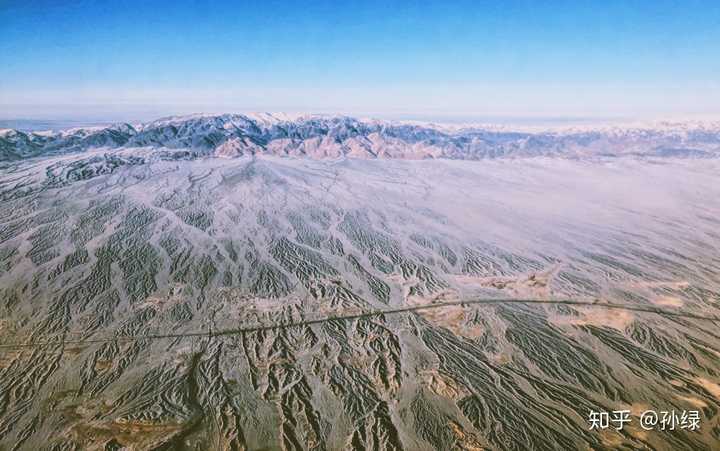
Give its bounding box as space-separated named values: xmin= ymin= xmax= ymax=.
xmin=1 ymin=0 xmax=719 ymax=121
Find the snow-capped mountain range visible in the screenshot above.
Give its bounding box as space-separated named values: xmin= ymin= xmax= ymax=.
xmin=2 ymin=113 xmax=720 ymax=161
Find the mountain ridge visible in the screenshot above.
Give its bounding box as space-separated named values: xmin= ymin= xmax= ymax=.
xmin=2 ymin=113 xmax=720 ymax=161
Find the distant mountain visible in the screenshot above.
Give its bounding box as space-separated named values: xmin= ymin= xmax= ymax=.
xmin=2 ymin=113 xmax=720 ymax=161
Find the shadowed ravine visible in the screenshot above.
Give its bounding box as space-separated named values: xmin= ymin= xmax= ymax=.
xmin=1 ymin=153 xmax=719 ymax=450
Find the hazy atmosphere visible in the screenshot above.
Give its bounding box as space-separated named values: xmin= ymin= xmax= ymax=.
xmin=2 ymin=0 xmax=720 ymax=121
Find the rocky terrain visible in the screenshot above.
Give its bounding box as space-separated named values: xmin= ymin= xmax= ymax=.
xmin=2 ymin=114 xmax=720 ymax=162
xmin=0 ymin=116 xmax=719 ymax=450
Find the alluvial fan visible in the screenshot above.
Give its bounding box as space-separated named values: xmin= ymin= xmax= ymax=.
xmin=0 ymin=150 xmax=719 ymax=450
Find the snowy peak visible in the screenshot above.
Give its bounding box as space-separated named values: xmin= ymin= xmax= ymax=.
xmin=2 ymin=114 xmax=720 ymax=161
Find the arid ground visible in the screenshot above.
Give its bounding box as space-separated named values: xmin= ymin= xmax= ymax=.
xmin=1 ymin=151 xmax=719 ymax=450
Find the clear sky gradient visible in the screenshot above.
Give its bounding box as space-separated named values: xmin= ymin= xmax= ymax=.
xmin=1 ymin=0 xmax=719 ymax=121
